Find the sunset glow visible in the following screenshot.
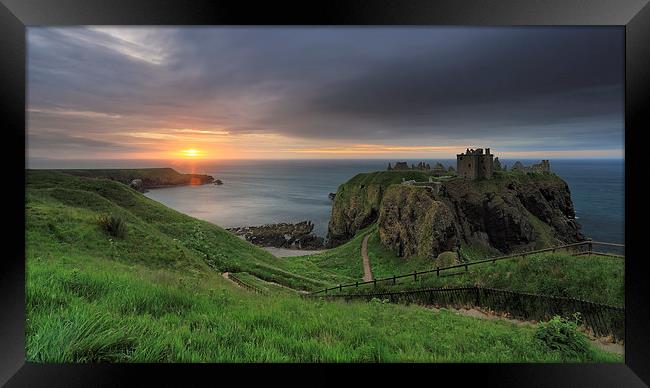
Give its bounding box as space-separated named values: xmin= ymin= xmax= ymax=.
xmin=26 ymin=27 xmax=624 ymax=162
xmin=180 ymin=149 xmax=203 ymax=158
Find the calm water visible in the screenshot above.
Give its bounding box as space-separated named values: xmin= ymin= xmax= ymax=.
xmin=141 ymin=159 xmax=624 ymax=244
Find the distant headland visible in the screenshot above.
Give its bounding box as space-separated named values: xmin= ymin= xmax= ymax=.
xmin=42 ymin=167 xmax=217 ymax=192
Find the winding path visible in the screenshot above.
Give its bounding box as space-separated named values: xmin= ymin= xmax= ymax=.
xmin=361 ymin=235 xmax=374 ymax=281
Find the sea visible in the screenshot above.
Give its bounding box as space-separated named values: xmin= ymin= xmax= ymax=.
xmin=138 ymin=159 xmax=624 ymax=244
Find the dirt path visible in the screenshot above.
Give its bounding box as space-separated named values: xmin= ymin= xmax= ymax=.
xmin=361 ymin=235 xmax=373 ymax=282
xmin=426 ymin=305 xmax=624 ymax=355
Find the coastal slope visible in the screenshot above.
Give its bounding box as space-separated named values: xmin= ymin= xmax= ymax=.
xmin=26 ymin=170 xmax=328 ymax=290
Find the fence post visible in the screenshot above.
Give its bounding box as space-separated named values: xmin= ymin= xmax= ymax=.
xmin=374 ymin=279 xmax=377 ymax=287
xmin=393 ymin=275 xmax=396 ymax=285
xmin=587 ymin=238 xmax=593 ymax=254
xmin=465 ymin=264 xmax=468 ymax=272
xmin=413 ymin=270 xmax=417 ymax=281
xmin=356 ymin=281 xmax=358 ymax=288
xmin=475 ymin=287 xmax=480 ymax=307
xmin=339 ymin=284 xmax=342 ymax=292
xmin=436 ymin=267 xmax=440 ymax=276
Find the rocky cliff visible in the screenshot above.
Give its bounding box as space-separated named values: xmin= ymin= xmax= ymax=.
xmin=378 ymin=185 xmax=459 ymax=259
xmin=326 ymin=171 xmax=429 ymax=247
xmin=328 ymin=171 xmax=584 ymax=257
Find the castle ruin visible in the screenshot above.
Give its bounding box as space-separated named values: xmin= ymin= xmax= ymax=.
xmin=456 ymin=148 xmax=494 ymax=180
xmin=512 ymin=159 xmax=551 ymax=173
xmin=531 ymin=160 xmax=551 ymax=172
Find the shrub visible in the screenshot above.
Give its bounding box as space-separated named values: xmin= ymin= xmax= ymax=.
xmin=97 ymin=214 xmax=127 ymax=238
xmin=435 ymin=251 xmax=459 ymax=267
xmin=534 ymin=315 xmax=589 ymax=357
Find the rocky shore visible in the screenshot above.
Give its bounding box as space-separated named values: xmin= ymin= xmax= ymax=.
xmin=227 ymin=220 xmax=325 ymax=250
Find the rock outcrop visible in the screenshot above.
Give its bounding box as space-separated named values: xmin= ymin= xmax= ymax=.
xmin=378 ymin=185 xmax=459 ymax=259
xmin=129 ymin=179 xmax=145 ymax=192
xmin=438 ymin=175 xmax=583 ymax=253
xmin=227 ymin=220 xmax=325 ymax=250
xmin=328 ymin=171 xmax=584 ymax=257
xmin=326 ymin=171 xmax=430 ymax=247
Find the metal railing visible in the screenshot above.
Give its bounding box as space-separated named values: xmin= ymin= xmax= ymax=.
xmin=307 ymin=240 xmax=624 ymax=296
xmin=313 ymin=285 xmax=625 ymax=341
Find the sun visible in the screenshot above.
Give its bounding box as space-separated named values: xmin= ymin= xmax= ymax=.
xmin=180 ymin=149 xmax=203 ymax=158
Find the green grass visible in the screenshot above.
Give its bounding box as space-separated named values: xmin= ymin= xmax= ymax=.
xmin=459 ymin=243 xmax=502 ymax=261
xmin=26 ymin=170 xmax=328 ymax=291
xmin=300 ymin=223 xmax=622 ymax=307
xmin=525 ymin=208 xmax=557 ymax=249
xmin=25 ymin=169 xmax=623 ymax=362
xmin=231 ymin=272 xmax=298 ymax=295
xmin=338 ymin=252 xmax=624 ymax=307
xmin=365 ymin=227 xmax=437 ymax=277
xmin=285 ymin=225 xmax=376 ymax=283
xmin=26 ymin=253 xmax=620 ymax=362
xmin=343 ymin=170 xmax=432 ymax=187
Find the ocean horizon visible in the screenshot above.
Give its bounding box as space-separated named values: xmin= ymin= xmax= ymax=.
xmin=27 ymin=158 xmax=625 ymax=245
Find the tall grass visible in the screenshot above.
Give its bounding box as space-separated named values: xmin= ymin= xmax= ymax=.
xmin=26 ymin=255 xmax=621 ymax=363
xmin=97 ymin=214 xmax=128 ymax=238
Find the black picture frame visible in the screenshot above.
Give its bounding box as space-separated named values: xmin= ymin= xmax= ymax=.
xmin=1 ymin=0 xmax=648 ymax=386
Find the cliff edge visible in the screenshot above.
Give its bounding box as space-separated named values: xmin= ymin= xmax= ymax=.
xmin=327 ymin=171 xmax=584 ymax=257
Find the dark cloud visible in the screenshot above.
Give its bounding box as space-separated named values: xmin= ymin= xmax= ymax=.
xmin=27 ymin=130 xmax=140 ymax=153
xmin=27 ymin=27 xmax=624 ymax=157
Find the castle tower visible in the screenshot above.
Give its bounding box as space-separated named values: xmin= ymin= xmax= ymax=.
xmin=456 ymin=147 xmax=494 ymax=180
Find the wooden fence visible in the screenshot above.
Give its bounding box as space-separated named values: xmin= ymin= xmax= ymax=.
xmin=312 ymin=285 xmax=625 ymax=341
xmin=307 ymin=240 xmax=624 ymax=296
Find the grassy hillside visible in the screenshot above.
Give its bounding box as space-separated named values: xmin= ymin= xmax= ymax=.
xmin=230 ymin=272 xmax=300 ymax=296
xmin=27 ymin=170 xmax=332 ymax=291
xmin=25 ymin=170 xmax=622 ymax=362
xmin=27 ymin=250 xmax=619 ymax=362
xmin=302 ymin=226 xmax=623 ymax=307
xmin=393 ymin=252 xmax=624 ymax=306
xmin=285 ymin=225 xmax=376 ymax=282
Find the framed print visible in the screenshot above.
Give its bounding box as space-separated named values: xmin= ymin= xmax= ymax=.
xmin=1 ymin=0 xmax=649 ymax=386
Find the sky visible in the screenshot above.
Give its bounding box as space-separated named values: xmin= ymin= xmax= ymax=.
xmin=27 ymin=27 xmax=624 ymax=162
